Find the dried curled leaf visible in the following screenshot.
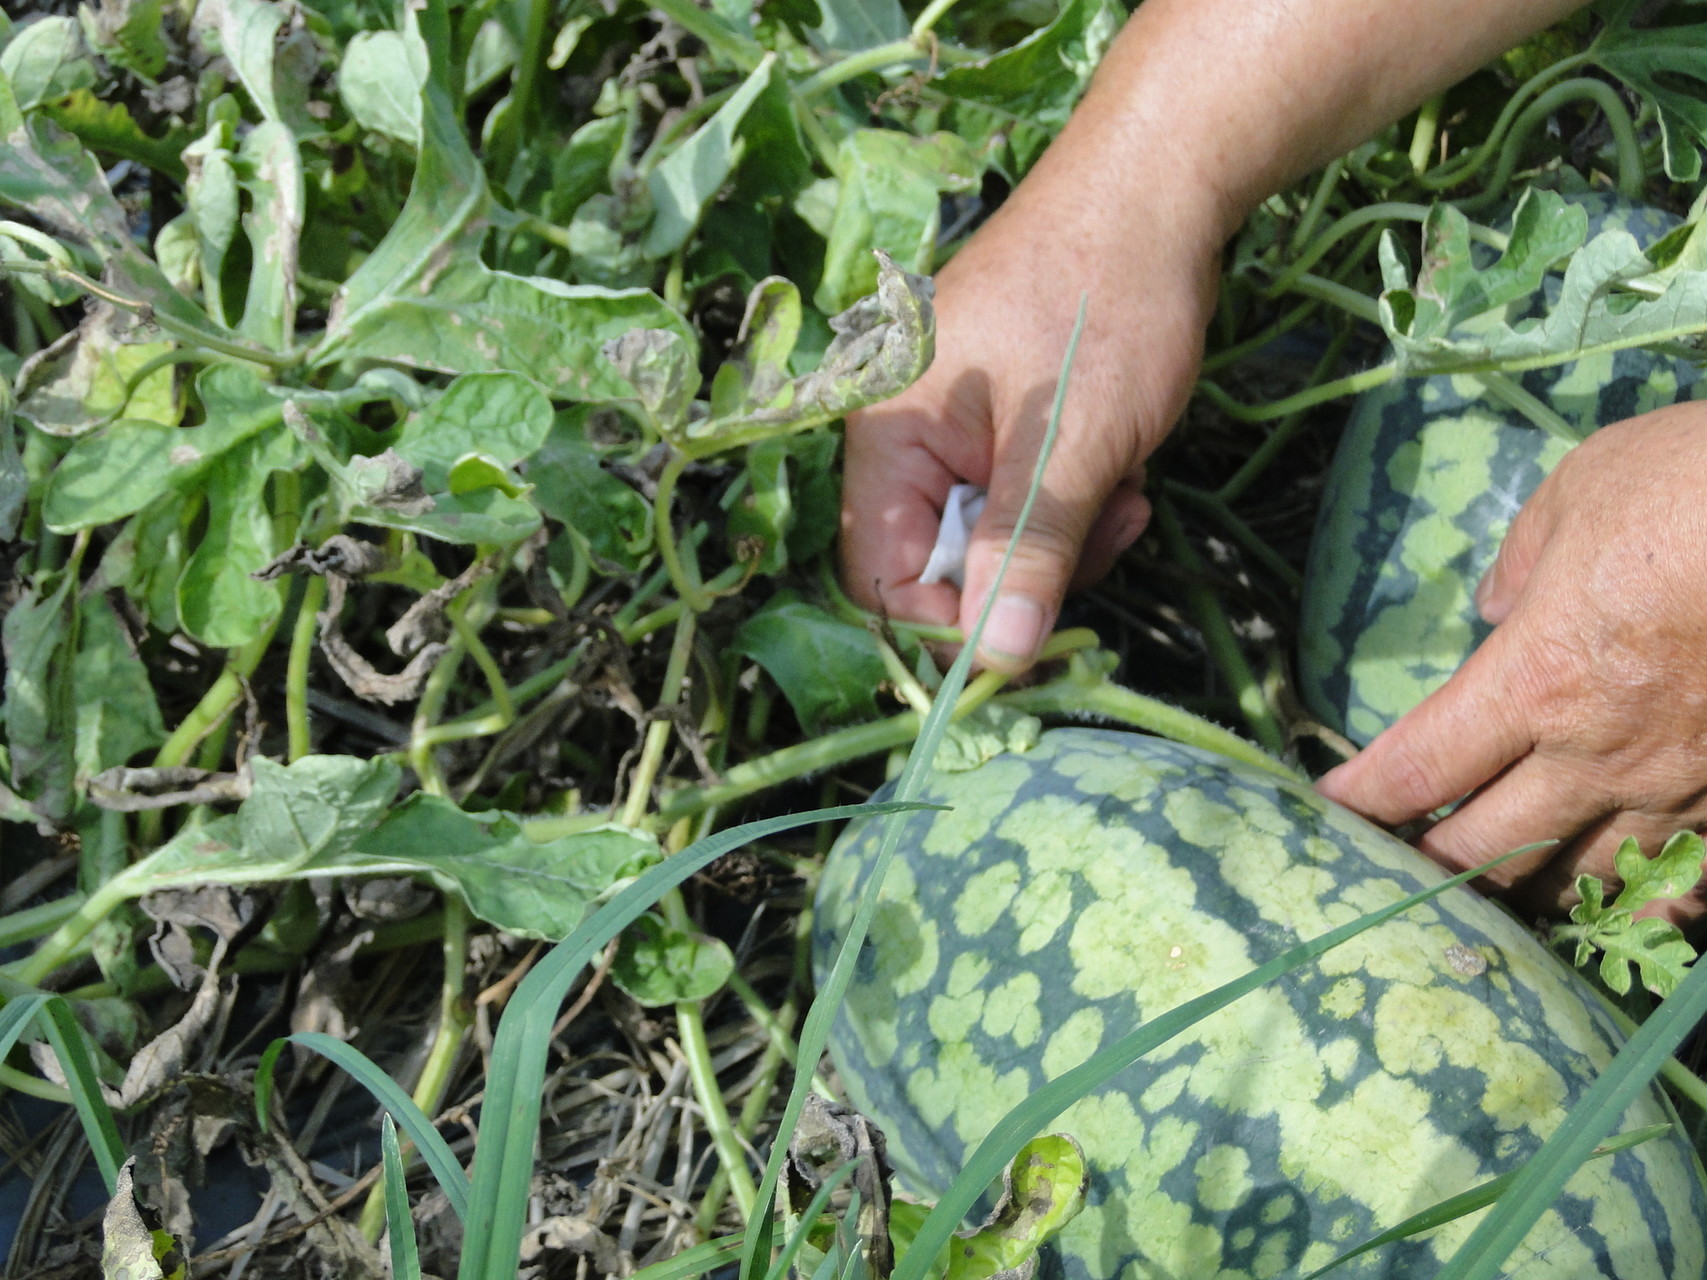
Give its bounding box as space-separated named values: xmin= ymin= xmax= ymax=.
xmin=316 ymin=574 xmax=448 ymax=705
xmin=601 ymin=328 xmax=701 ymax=436
xmin=622 ymin=250 xmax=936 ymax=458
xmin=100 ymin=1158 xmax=185 ymax=1280
xmin=784 ymin=1093 xmax=896 ymax=1278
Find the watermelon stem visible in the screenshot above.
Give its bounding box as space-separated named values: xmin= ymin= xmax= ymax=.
xmin=653 ymin=655 xmax=1302 ymax=824
xmin=997 ymin=679 xmax=1300 ymax=780
xmin=1153 ymin=497 xmax=1289 ymax=756
xmin=1197 ymin=362 xmax=1396 ymax=423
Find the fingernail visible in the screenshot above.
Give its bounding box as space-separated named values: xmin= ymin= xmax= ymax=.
xmin=978 ymin=595 xmax=1045 ymax=665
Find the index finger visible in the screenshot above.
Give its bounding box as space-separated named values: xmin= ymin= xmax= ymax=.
xmin=840 ymin=402 xmax=973 ymax=627
xmin=1315 ymin=629 xmax=1539 ymax=828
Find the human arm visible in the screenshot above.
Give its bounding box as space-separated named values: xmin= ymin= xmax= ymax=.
xmin=839 ymin=0 xmax=1588 ymax=669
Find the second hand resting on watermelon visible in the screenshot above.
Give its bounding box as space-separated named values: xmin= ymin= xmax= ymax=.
xmin=839 ymin=0 xmax=1707 ymax=923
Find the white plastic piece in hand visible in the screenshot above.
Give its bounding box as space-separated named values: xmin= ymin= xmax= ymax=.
xmin=918 ymin=483 xmax=988 ymax=588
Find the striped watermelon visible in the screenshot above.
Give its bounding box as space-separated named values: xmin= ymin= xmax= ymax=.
xmin=814 ymin=728 xmax=1707 ymax=1279
xmin=1299 ymin=194 xmax=1703 ymax=745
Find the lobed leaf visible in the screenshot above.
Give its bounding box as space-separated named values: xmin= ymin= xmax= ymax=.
xmin=40 ymin=89 xmax=189 ymax=180
xmin=1592 ymin=0 xmax=1707 ymax=181
xmin=529 ymin=419 xmax=655 ymax=571
xmin=691 ymin=252 xmax=935 ymax=454
xmin=809 ymin=0 xmax=905 ymax=53
xmin=1612 ymin=830 xmax=1707 ymax=912
xmin=73 ymin=592 xmax=166 ymax=782
xmin=174 ymin=430 xmax=296 ymax=647
xmin=1378 ymin=210 xmax=1707 ymax=376
xmin=234 ymin=118 xmax=304 ymax=351
xmin=393 ymin=372 xmax=554 ymax=491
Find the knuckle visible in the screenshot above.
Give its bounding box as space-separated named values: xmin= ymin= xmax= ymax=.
xmin=1379 ymin=744 xmax=1453 ymax=819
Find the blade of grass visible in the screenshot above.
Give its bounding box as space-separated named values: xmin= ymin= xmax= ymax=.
xmin=889 ymin=843 xmax=1544 ymax=1280
xmin=1300 ymin=1124 xmax=1671 ymax=1279
xmin=740 ymin=297 xmax=1093 ymax=1280
xmin=254 ymin=1033 xmax=472 ymax=1225
xmin=456 ymin=799 xmax=931 ymax=1280
xmin=628 ymin=1233 xmax=746 ymax=1280
xmin=37 ymin=997 xmax=124 ymax=1192
xmin=0 ymin=994 xmax=49 ymax=1061
xmin=382 ymin=1114 xmax=424 ymax=1280
xmin=1434 ymin=956 xmax=1707 ymax=1280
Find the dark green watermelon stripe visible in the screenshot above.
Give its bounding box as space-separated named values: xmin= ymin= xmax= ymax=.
xmin=874 ymin=737 xmax=1568 ymax=1280
xmin=816 ymin=729 xmax=1707 ymax=1280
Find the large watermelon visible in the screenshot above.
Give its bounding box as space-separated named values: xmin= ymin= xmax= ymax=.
xmin=814 ymin=728 xmax=1707 ymax=1279
xmin=1299 ymin=195 xmax=1703 ymax=746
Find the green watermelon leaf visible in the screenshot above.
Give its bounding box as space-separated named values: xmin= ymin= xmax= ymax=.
xmin=348 ymin=796 xmax=661 ymax=941
xmin=814 ymin=130 xmax=978 ymax=314
xmin=0 ymin=374 xmax=20 ymax=541
xmin=1377 ymin=212 xmax=1707 ymax=377
xmin=393 ymin=372 xmax=554 ymax=492
xmin=726 ymin=438 xmax=792 ymax=576
xmin=234 ymin=118 xmax=303 ymax=351
xmin=1396 ymin=191 xmax=1586 ymax=340
xmin=174 ymin=430 xmax=294 ymax=647
xmin=933 ymin=0 xmax=1123 ymax=179
xmin=339 ymin=28 xmax=429 ymax=146
xmin=708 ymin=276 xmax=802 ymax=422
xmin=1612 ymin=829 xmax=1707 ymax=911
xmin=809 ymin=0 xmax=905 ymax=53
xmin=603 ymin=327 xmax=703 ymax=439
xmin=644 ymin=53 xmax=786 ymax=258
xmin=610 ymin=913 xmax=736 ymax=1005
xmin=0 ymin=16 xmax=94 ymax=111
xmin=1590 ymin=0 xmax=1707 ymax=182
xmin=731 ymin=595 xmax=888 ymax=733
xmin=73 ymin=592 xmax=165 ymax=781
xmin=308 ymin=47 xmax=691 ymax=397
xmin=40 ymin=89 xmax=190 ymax=181
xmin=43 ymin=363 xmax=286 ymax=533
xmin=1554 ymin=833 xmax=1702 ymax=996
xmin=1 ymin=567 xmax=78 ymax=823
xmin=529 ymin=418 xmax=656 ymax=572
xmin=78 ymin=0 xmax=169 ymax=80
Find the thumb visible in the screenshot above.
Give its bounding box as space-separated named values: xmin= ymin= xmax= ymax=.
xmin=1474 ymin=483 xmax=1556 ymax=626
xmin=959 ymin=445 xmax=1117 ymax=673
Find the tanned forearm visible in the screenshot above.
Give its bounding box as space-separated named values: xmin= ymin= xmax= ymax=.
xmin=1024 ymin=0 xmax=1589 ymax=245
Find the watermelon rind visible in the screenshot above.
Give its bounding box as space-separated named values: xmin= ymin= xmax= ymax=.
xmin=1299 ymin=194 xmax=1704 ymax=745
xmin=815 ymin=727 xmax=1707 ymax=1280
